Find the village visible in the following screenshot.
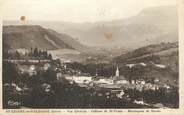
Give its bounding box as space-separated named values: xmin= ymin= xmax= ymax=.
xmin=3 ymin=49 xmax=178 ymax=108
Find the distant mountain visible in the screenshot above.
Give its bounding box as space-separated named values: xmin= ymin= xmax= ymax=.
xmin=3 ymin=5 xmax=178 ymax=49
xmin=77 ymin=5 xmax=177 ymax=48
xmin=3 ymin=25 xmax=87 ymax=51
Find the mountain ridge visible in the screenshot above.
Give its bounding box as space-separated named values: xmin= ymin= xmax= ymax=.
xmin=3 ymin=5 xmax=178 ymax=49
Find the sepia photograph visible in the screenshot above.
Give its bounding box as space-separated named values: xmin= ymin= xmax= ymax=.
xmin=1 ymin=0 xmax=180 ymax=110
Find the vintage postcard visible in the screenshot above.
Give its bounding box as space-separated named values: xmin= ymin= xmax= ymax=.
xmin=0 ymin=0 xmax=184 ymax=115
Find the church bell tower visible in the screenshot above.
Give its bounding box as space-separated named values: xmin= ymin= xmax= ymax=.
xmin=116 ymin=66 xmax=119 ymax=77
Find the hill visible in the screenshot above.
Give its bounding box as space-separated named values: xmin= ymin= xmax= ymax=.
xmin=113 ymin=42 xmax=179 ymax=86
xmin=114 ymin=42 xmax=178 ymax=63
xmin=3 ymin=25 xmax=87 ymax=51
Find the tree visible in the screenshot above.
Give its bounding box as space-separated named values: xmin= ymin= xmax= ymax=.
xmin=3 ymin=62 xmax=19 ymax=83
xmin=15 ymin=51 xmax=20 ymax=59
xmin=48 ymin=54 xmax=52 ymax=60
xmin=33 ymin=48 xmax=39 ymax=57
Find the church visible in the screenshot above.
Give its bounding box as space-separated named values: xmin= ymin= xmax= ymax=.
xmin=114 ymin=66 xmax=128 ymax=84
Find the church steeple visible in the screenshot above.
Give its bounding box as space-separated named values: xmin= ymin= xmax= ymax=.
xmin=116 ymin=66 xmax=119 ymax=77
xmin=95 ymin=69 xmax=98 ymax=76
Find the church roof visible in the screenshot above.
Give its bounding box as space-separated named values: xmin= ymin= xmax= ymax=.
xmin=113 ymin=76 xmax=126 ymax=80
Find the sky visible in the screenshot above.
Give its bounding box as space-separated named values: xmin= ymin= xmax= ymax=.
xmin=2 ymin=0 xmax=177 ymax=23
